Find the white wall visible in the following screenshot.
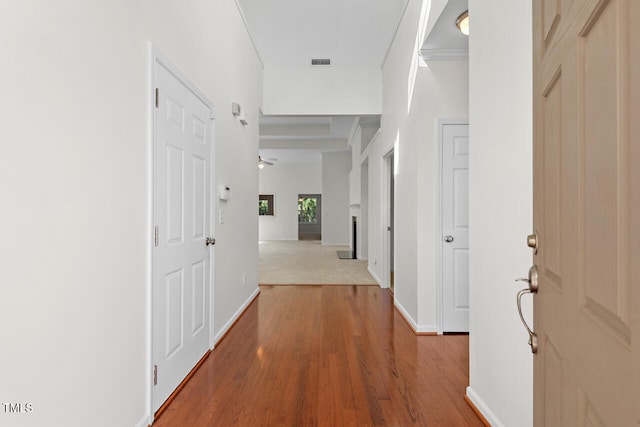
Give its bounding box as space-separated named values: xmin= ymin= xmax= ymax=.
xmin=321 ymin=151 xmax=351 ymax=245
xmin=414 ymin=62 xmax=469 ymax=329
xmin=349 ymin=126 xmax=362 ymax=252
xmin=258 ymin=162 xmax=322 ymax=240
xmin=0 ymin=4 xmax=148 ymax=426
xmin=349 ymin=126 xmax=362 ymax=207
xmin=263 ymin=68 xmax=382 ymax=115
xmin=467 ymin=0 xmax=533 ymax=425
xmin=0 ymin=1 xmax=262 ymax=426
xmin=362 ymin=0 xmax=469 ymax=332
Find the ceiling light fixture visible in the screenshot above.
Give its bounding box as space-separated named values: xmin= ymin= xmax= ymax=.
xmin=456 ymin=10 xmax=469 ymax=36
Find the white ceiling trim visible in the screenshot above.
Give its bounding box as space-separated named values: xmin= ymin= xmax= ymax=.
xmin=381 ymin=0 xmax=411 ymax=69
xmin=260 ymin=139 xmax=348 ymax=151
xmin=420 ymin=49 xmax=468 ymax=61
xmin=234 ymin=0 xmax=264 ymax=68
xmin=260 ymin=135 xmax=347 ymax=142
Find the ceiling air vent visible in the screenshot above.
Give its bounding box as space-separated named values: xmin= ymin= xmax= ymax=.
xmin=311 ymin=58 xmax=331 ymax=66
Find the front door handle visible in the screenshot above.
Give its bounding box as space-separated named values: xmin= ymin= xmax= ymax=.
xmin=206 ymin=237 xmax=216 ymax=246
xmin=444 ymin=235 xmax=454 ymax=243
xmin=515 ymin=265 xmax=538 ymax=353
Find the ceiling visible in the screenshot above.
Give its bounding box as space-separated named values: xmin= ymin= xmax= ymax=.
xmin=237 ymin=0 xmax=409 ymax=69
xmin=259 ymin=115 xmax=359 ymax=152
xmin=235 ymin=0 xmax=468 ymax=159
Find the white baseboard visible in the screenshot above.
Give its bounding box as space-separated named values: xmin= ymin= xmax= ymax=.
xmin=259 ymin=237 xmax=297 ymax=241
xmin=394 ymin=299 xmax=437 ymax=334
xmin=466 ymin=386 xmax=503 ymax=427
xmin=321 ymin=242 xmax=350 ymax=246
xmin=213 ymin=287 xmax=260 ymax=346
xmin=367 ymin=267 xmax=384 ymax=287
xmin=394 ymin=299 xmax=418 ymax=330
xmin=416 ymin=324 xmax=438 ymax=333
xmin=364 ymin=271 xmax=436 ymax=334
xmin=133 ymin=414 xmax=150 ymax=427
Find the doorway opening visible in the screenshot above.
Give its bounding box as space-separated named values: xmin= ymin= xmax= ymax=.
xmin=338 ymin=216 xmax=358 ymax=259
xmin=297 ymin=194 xmax=321 ymax=240
xmin=351 ymin=216 xmax=357 ymax=259
xmin=382 ymin=150 xmax=395 ymax=292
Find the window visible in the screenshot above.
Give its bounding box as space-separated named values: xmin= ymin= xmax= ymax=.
xmin=259 ymin=194 xmax=274 ymax=216
xmin=298 ymin=197 xmax=317 ymax=223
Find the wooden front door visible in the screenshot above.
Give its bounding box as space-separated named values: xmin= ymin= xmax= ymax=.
xmin=532 ymin=0 xmax=639 ymax=425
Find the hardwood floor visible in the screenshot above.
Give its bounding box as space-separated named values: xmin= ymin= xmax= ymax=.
xmin=153 ymin=285 xmax=483 ymax=426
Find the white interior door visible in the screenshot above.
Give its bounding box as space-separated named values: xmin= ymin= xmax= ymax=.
xmin=381 ymin=150 xmax=394 ymax=290
xmin=441 ymin=123 xmax=469 ymax=332
xmin=153 ymin=60 xmax=212 ymax=412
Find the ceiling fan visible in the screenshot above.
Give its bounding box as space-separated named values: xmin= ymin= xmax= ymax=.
xmin=258 ymin=155 xmax=278 ymax=169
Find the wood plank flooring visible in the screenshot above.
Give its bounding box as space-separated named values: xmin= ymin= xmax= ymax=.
xmin=153 ymin=285 xmax=483 ymax=426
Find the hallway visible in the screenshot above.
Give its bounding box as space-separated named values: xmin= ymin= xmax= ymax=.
xmin=153 ymin=285 xmax=482 ymax=426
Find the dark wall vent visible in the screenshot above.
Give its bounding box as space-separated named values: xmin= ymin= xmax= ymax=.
xmin=311 ymin=58 xmax=331 ymax=66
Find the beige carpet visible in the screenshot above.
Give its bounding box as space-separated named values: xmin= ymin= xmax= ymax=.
xmin=259 ymin=240 xmax=378 ymax=285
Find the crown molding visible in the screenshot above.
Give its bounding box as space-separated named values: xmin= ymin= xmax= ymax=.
xmin=419 ymin=48 xmax=468 ymax=62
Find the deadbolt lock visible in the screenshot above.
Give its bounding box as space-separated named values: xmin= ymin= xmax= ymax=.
xmin=527 ymin=231 xmax=538 ymax=255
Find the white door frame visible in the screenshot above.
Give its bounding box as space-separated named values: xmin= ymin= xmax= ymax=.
xmin=147 ymin=47 xmax=216 ymax=423
xmin=381 ymin=148 xmax=394 ymax=289
xmin=436 ymin=118 xmax=468 ymax=334
xmin=359 ymin=157 xmax=369 ymax=261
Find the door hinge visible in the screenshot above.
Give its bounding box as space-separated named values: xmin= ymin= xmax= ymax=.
xmin=153 ymin=365 xmax=158 ymax=385
xmin=155 ymin=88 xmax=159 ymax=108
xmin=154 ymin=226 xmax=159 ymax=247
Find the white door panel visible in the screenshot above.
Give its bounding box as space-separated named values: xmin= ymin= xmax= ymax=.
xmin=442 ymin=123 xmax=469 ymax=332
xmin=153 ymin=61 xmax=212 ymax=412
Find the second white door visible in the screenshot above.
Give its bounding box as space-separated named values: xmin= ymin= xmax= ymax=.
xmin=441 ymin=123 xmax=469 ymax=332
xmin=153 ymin=60 xmax=213 ymax=411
